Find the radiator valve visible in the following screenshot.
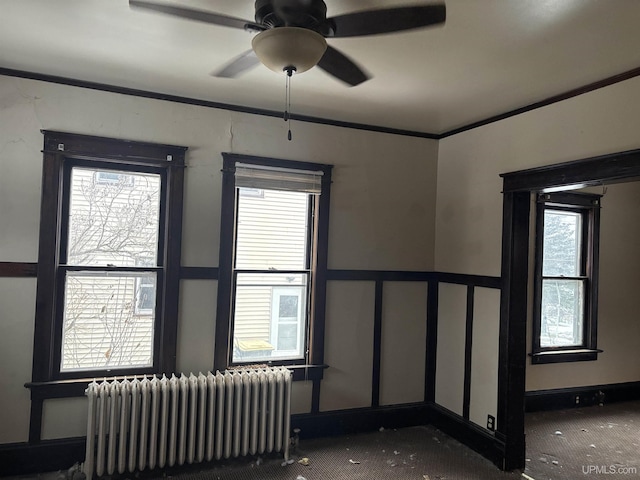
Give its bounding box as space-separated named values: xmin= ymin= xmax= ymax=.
xmin=292 ymin=428 xmax=301 ymax=450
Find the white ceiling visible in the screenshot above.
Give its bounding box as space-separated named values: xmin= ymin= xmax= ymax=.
xmin=2 ymin=0 xmax=640 ymax=134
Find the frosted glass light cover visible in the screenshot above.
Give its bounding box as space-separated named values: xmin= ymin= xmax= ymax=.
xmin=252 ymin=27 xmax=327 ymax=74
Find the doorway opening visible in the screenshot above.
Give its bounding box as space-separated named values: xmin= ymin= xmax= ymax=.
xmin=497 ymin=148 xmax=640 ymax=470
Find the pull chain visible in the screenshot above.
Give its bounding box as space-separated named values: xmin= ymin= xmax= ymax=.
xmin=284 ymin=67 xmax=294 ymax=141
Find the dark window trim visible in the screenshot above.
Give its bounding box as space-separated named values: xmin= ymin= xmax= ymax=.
xmin=498 ymin=148 xmax=640 ymax=471
xmin=531 ymin=192 xmax=601 ymax=364
xmin=214 ymin=153 xmax=332 ymax=372
xmin=31 ymin=131 xmax=186 ymax=384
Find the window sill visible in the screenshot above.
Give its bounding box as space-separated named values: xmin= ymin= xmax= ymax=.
xmin=530 ymin=349 xmax=602 ymax=364
xmin=25 ymin=364 xmax=329 ymax=399
xmin=25 ymin=378 xmax=96 ymax=400
xmin=287 ymin=364 xmax=328 ymax=381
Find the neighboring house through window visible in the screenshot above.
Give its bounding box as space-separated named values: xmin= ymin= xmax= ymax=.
xmin=531 ymin=192 xmax=601 ymax=364
xmin=31 ymin=131 xmax=186 ymax=382
xmin=215 ymin=153 xmax=332 ymax=369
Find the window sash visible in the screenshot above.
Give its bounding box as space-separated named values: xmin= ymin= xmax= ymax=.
xmin=230 ymin=170 xmax=316 ymax=365
xmin=65 ymin=166 xmax=162 ymax=268
xmin=541 ymin=209 xmax=583 ymax=277
xmin=234 ymin=188 xmax=313 ymax=271
xmin=539 ymin=277 xmax=586 ymax=348
xmin=54 ymin=162 xmax=166 ymax=376
xmin=59 ymin=269 xmax=158 ymax=372
xmin=231 ymin=273 xmax=309 ymax=363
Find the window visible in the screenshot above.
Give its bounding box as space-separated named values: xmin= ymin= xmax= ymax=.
xmin=216 ymin=154 xmax=332 ymax=369
xmin=32 ymin=131 xmax=186 ymax=381
xmin=532 ymin=192 xmax=601 ymax=364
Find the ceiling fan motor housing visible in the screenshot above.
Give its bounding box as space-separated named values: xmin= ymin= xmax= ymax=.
xmin=254 ymin=0 xmax=333 ymax=35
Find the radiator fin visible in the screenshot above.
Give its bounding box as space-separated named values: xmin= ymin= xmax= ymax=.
xmin=83 ymin=367 xmax=292 ymax=479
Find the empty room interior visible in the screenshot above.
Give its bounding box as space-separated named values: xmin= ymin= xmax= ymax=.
xmin=1 ymin=1 xmax=640 ymax=479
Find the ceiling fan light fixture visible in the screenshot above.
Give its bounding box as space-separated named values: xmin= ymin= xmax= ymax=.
xmin=251 ymin=27 xmax=327 ymax=74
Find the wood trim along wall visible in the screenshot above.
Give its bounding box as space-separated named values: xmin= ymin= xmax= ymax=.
xmin=3 ymin=64 xmax=640 ymax=139
xmin=4 ymin=404 xmax=432 ymax=476
xmin=425 ymin=281 xmax=439 ymax=403
xmin=161 ymin=156 xmax=186 ymax=376
xmin=371 ymin=280 xmax=383 ymax=408
xmin=429 ymin=403 xmax=505 ymax=469
xmin=179 ymin=266 xmax=219 ymax=280
xmin=212 ymin=156 xmax=237 ymax=371
xmin=0 ymin=68 xmax=437 ymax=140
xmin=5 ymin=400 xmax=509 ymax=476
xmin=0 ymin=262 xmax=37 ymax=277
xmin=292 ymin=403 xmax=431 ymax=439
xmin=326 ymin=270 xmax=501 ymax=288
xmin=462 ymin=286 xmax=475 ymax=420
xmin=501 ymin=148 xmax=640 ymax=192
xmin=525 ymin=381 xmax=640 ymax=412
xmin=0 ymin=437 xmax=86 ymax=476
xmin=497 ymin=191 xmax=530 ymax=471
xmin=440 ymin=65 xmax=640 ymax=138
xmin=327 ymin=270 xmax=432 ymax=281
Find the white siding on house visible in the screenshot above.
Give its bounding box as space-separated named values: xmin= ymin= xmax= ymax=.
xmin=234 ymin=286 xmax=271 ymax=342
xmin=235 ymin=189 xmax=309 ymax=270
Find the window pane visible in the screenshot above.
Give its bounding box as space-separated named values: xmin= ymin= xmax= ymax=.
xmin=235 ymin=188 xmax=310 ymax=270
xmin=540 ymin=278 xmax=584 ymax=347
xmin=542 ymin=209 xmax=582 ymax=277
xmin=60 ymin=271 xmax=156 ymax=372
xmin=67 ymin=167 xmax=161 ymax=267
xmin=232 ymin=273 xmax=307 ymax=363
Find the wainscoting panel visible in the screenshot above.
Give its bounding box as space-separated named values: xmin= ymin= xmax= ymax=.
xmin=435 ymin=283 xmax=467 ymax=416
xmin=379 ymin=281 xmax=428 ymax=406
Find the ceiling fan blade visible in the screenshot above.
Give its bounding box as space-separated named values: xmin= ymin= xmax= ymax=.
xmin=212 ymin=50 xmax=261 ymax=78
xmin=327 ymin=4 xmax=446 ymax=38
xmin=129 ymin=0 xmax=265 ymax=32
xmin=317 ymin=45 xmax=370 ymax=86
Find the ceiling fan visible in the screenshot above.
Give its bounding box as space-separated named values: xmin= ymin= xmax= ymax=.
xmin=129 ymin=0 xmax=446 ymax=86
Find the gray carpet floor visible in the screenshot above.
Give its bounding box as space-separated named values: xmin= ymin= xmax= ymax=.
xmin=167 ymin=425 xmax=521 ymax=480
xmin=524 ymin=400 xmax=640 ymax=480
xmin=10 ymin=401 xmax=640 ymax=480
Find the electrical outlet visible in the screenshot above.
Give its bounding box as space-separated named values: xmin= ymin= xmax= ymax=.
xmin=487 ymin=415 xmax=495 ymax=431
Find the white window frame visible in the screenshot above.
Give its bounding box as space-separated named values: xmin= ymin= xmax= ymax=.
xmin=270 ymin=286 xmax=306 ymax=359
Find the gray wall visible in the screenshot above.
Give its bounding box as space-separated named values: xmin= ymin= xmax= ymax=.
xmin=0 ymin=75 xmax=438 ymax=444
xmin=435 ymin=76 xmax=640 ymax=407
xmin=4 ymin=71 xmax=640 ymax=448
